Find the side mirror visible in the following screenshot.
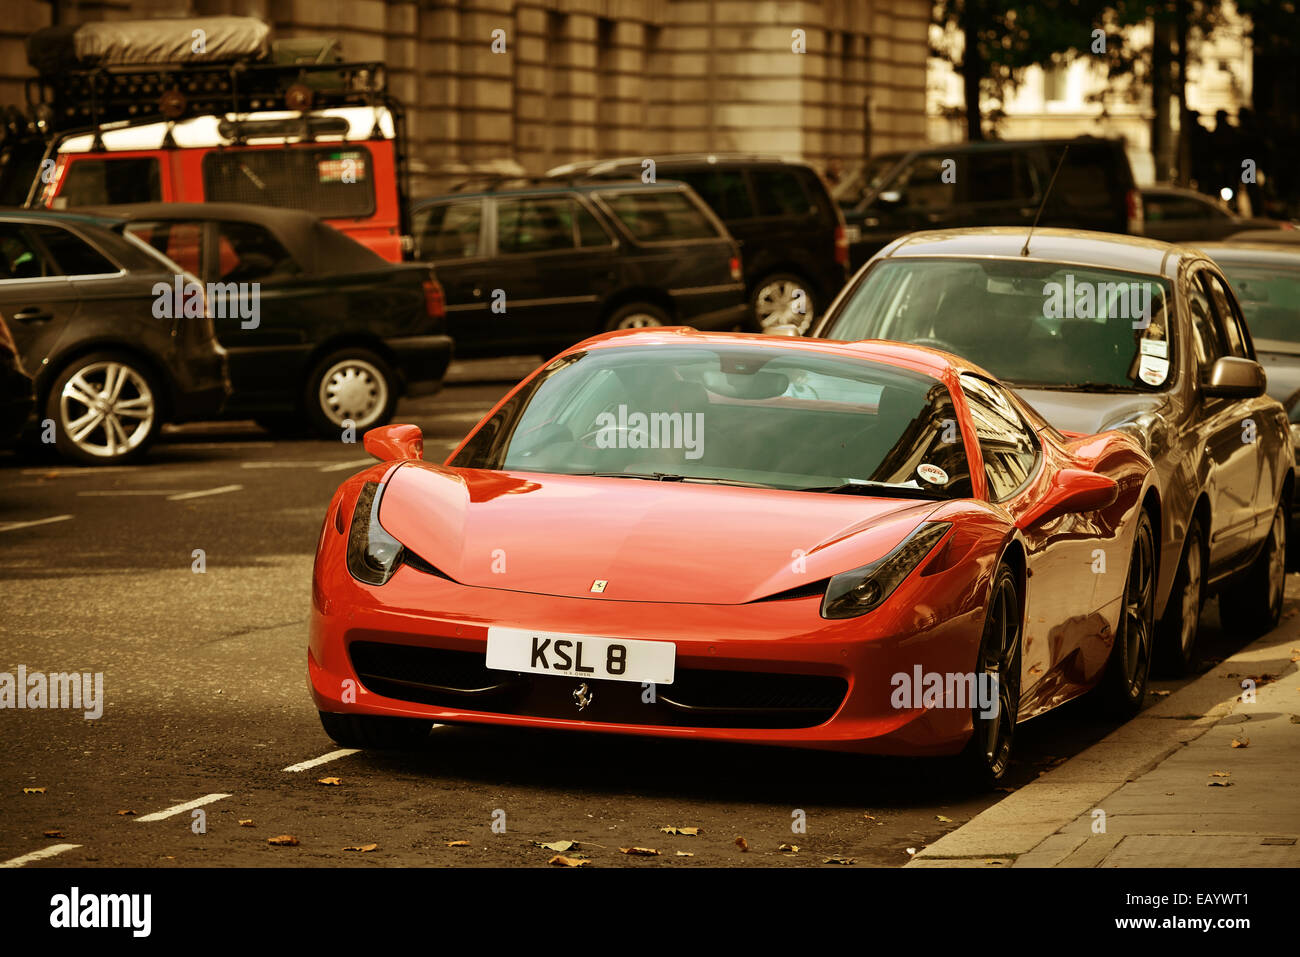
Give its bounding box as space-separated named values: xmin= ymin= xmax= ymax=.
xmin=765 ymin=323 xmax=803 ymax=337
xmin=1018 ymin=468 xmax=1118 ymax=528
xmin=1202 ymin=356 xmax=1266 ymax=399
xmin=363 ymin=424 xmax=424 ymax=461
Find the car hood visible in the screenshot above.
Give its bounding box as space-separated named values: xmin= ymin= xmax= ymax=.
xmin=1012 ymin=387 xmax=1170 ymax=441
xmin=378 ymin=464 xmax=945 ymax=604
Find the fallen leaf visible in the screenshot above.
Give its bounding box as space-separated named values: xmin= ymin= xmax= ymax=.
xmin=1231 ymin=737 xmax=1250 ymax=749
xmin=238 ymin=820 xmax=255 ymax=827
xmin=22 ymin=787 xmax=45 ymax=795
xmin=823 ymin=856 xmax=856 ymax=865
xmin=548 ymin=855 xmax=590 ymax=867
xmin=43 ymin=829 xmax=64 ymax=838
xmin=1290 ymin=715 xmax=1300 ymax=724
xmin=936 ymin=814 xmax=953 ymax=823
xmin=343 ymin=843 xmax=378 ymax=852
xmin=675 ymin=851 xmax=694 ymax=857
xmin=778 ymin=843 xmax=799 ymax=852
xmin=620 ymin=846 xmax=661 ymax=856
xmin=734 ymin=836 xmax=749 ymax=852
xmin=116 ymin=809 xmax=135 ymax=816
xmin=267 ymin=835 xmax=299 ymax=846
xmin=317 ymin=776 xmax=342 ymax=786
xmin=446 ymin=840 xmax=470 ymax=847
xmin=1150 ymin=689 xmax=1172 ymax=697
xmin=906 ymin=847 xmax=917 ymax=855
xmin=1208 ymin=780 xmax=1234 ymax=787
xmin=994 ymin=786 xmax=1016 ymax=793
xmin=659 ymin=826 xmax=702 ymax=836
xmin=1210 ymin=770 xmax=1232 ymax=777
xmin=862 ymin=813 xmax=876 ymax=821
xmin=535 ymin=840 xmax=575 ymax=852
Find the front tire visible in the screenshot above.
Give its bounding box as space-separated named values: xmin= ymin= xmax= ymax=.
xmin=303 ymin=348 xmax=396 ymax=438
xmin=46 ymin=351 xmax=160 ymax=466
xmin=1219 ymin=500 xmax=1287 ymax=638
xmin=1095 ymin=510 xmax=1156 ymax=718
xmin=1156 ymin=518 xmax=1206 ymax=676
xmin=318 ymin=711 xmax=432 ymax=750
xmin=959 ymin=562 xmax=1022 ymax=787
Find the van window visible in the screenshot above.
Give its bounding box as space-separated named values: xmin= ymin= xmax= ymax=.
xmin=57 ymin=157 xmax=161 ymax=207
xmin=203 ymin=147 xmax=375 ymax=219
xmin=599 ymin=190 xmax=717 ymax=241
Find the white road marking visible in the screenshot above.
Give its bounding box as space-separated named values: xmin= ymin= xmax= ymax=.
xmin=20 ymin=466 xmax=139 ymax=476
xmin=0 ymin=843 xmax=82 ymax=868
xmin=319 ymin=458 xmax=375 ymax=472
xmin=0 ymin=514 xmax=73 ymax=533
xmin=163 ymin=441 xmax=274 ymax=450
xmin=241 ymin=461 xmax=341 ymax=469
xmin=166 ymin=484 xmax=244 ymax=501
xmin=78 ymin=490 xmax=185 ymax=497
xmin=134 ymin=793 xmax=231 ymax=822
xmin=282 ymin=749 xmax=360 ymax=773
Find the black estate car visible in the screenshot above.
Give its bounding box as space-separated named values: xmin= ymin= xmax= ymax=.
xmin=96 ymin=203 xmax=453 ymax=437
xmin=548 ymin=155 xmax=849 ymax=332
xmin=411 ymin=181 xmax=747 ymax=356
xmin=0 ymin=210 xmax=228 ymax=464
xmin=835 ymin=137 xmax=1142 ymax=269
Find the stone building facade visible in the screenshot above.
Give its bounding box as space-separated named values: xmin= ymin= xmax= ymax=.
xmin=2 ymin=0 xmax=929 ymax=192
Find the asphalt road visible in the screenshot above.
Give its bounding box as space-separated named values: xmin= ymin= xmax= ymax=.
xmin=0 ymin=358 xmax=1280 ymax=868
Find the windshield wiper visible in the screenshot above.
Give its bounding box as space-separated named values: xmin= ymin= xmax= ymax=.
xmin=571 ymin=471 xmax=774 ymax=488
xmin=1010 ymin=381 xmax=1140 ymax=393
xmin=799 ymin=481 xmax=938 ymax=499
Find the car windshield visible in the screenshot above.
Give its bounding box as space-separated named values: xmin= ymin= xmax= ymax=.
xmin=451 ymin=344 xmax=973 ymax=497
xmin=822 ymin=258 xmax=1175 ymax=390
xmin=1217 ymin=261 xmax=1300 ymax=346
xmin=833 ymin=154 xmax=903 ymax=208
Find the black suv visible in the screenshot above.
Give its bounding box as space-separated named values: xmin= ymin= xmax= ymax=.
xmin=0 ymin=210 xmax=229 ymax=465
xmin=549 ymin=154 xmax=849 ymax=332
xmin=835 ymin=137 xmax=1142 ymax=269
xmin=411 ymin=181 xmax=746 ymax=356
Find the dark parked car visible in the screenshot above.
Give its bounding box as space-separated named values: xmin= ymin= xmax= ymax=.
xmin=1142 ymin=185 xmax=1291 ymax=243
xmin=834 ymin=137 xmax=1142 ymax=270
xmin=411 ymin=181 xmax=747 ymax=355
xmin=94 ymin=203 xmax=452 ymax=436
xmin=548 ymin=154 xmax=849 ymax=332
xmin=0 ymin=209 xmax=228 ymax=464
xmin=812 ymin=227 xmax=1293 ymax=674
xmin=1199 ymin=242 xmax=1300 ymax=402
xmin=0 ymin=311 xmax=36 ymax=446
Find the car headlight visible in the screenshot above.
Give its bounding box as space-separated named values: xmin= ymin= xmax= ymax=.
xmin=821 ymin=522 xmax=951 ymax=619
xmin=346 ymin=481 xmax=405 ymax=585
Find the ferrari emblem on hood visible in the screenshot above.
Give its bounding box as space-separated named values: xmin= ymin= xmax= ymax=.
xmin=590 ymin=580 xmax=608 ymax=593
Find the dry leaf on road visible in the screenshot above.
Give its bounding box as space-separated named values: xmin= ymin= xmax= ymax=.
xmin=823 ymin=857 xmax=856 ymax=865
xmin=1231 ymin=737 xmax=1250 ymax=748
xmin=620 ymin=847 xmax=660 ymax=856
xmin=734 ymin=836 xmax=749 ymax=852
xmin=936 ymin=815 xmax=953 ymax=823
xmin=549 ymin=855 xmax=590 ymax=867
xmin=343 ymin=844 xmax=378 ymax=852
xmin=535 ymin=840 xmax=575 ymax=852
xmin=446 ymin=840 xmax=470 ymax=847
xmin=659 ymin=826 xmax=702 ymax=836
xmin=116 ymin=809 xmax=135 ymax=816
xmin=238 ymin=820 xmax=255 ymax=827
xmin=675 ymin=851 xmax=694 ymax=857
xmin=268 ymin=835 xmax=299 ymax=846
xmin=22 ymin=788 xmax=45 ymax=795
xmin=1207 ymin=780 xmax=1234 ymax=787
xmin=43 ymin=830 xmax=64 ymax=838
xmin=778 ymin=843 xmax=799 ymax=853
xmin=317 ymin=776 xmax=342 ymax=786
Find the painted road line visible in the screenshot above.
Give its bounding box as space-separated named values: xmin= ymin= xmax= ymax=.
xmin=319 ymin=458 xmax=375 ymax=473
xmin=0 ymin=514 xmax=73 ymax=533
xmin=78 ymin=490 xmax=185 ymax=497
xmin=162 ymin=441 xmax=274 ymax=450
xmin=0 ymin=843 xmax=82 ymax=868
xmin=241 ymin=461 xmax=341 ymax=469
xmin=166 ymin=484 xmax=244 ymax=501
xmin=282 ymin=749 xmax=361 ymax=773
xmin=134 ymin=793 xmax=231 ymax=823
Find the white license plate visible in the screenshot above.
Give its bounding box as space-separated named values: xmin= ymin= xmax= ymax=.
xmin=486 ymin=627 xmax=675 ymax=685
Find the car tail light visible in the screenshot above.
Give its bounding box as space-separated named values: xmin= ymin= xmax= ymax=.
xmin=728 ymin=256 xmax=742 ymax=281
xmin=423 ymin=277 xmax=445 ymax=320
xmin=1126 ymin=188 xmax=1144 ymax=235
xmin=834 ymin=225 xmax=849 ymax=266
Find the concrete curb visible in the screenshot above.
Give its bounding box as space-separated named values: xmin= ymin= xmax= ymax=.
xmin=906 ymin=602 xmax=1300 ymax=867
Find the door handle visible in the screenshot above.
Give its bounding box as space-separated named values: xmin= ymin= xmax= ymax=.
xmin=12 ymin=308 xmax=52 ymax=323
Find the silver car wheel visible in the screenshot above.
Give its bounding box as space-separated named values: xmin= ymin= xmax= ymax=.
xmin=318 ymin=358 xmax=389 ymax=429
xmin=754 ymin=279 xmax=813 ymax=332
xmin=59 ymin=360 xmax=155 ymax=460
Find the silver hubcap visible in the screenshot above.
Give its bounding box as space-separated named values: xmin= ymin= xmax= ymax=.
xmin=60 ymin=361 xmax=155 ymax=459
xmin=615 ymin=312 xmax=662 ymax=330
xmin=755 ymin=279 xmax=813 ymax=331
xmin=1181 ymin=535 xmax=1202 ymax=653
xmin=318 ymin=358 xmax=388 ymax=429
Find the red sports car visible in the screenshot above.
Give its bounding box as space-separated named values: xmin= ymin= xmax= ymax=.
xmin=308 ymin=330 xmax=1158 ymax=784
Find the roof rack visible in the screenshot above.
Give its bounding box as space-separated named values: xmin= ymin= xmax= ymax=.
xmin=26 ymin=59 xmax=392 ymax=137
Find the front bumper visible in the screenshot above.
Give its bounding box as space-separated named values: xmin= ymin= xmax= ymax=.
xmin=308 ymin=555 xmax=990 ymax=757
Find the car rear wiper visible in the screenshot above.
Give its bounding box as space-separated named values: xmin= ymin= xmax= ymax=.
xmin=799 ymin=481 xmax=938 ymax=499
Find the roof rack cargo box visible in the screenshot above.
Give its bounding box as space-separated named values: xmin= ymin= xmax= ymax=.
xmin=26 ymin=16 xmax=270 ymax=73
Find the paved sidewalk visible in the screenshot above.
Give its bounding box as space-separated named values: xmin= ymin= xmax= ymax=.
xmin=910 ymin=591 xmax=1300 ymax=868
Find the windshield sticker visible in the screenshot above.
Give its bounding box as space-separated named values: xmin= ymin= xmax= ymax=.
xmin=1140 ymin=339 xmax=1168 ymax=359
xmin=1138 ymin=355 xmax=1170 ymax=386
xmin=917 ymin=463 xmax=950 ymax=485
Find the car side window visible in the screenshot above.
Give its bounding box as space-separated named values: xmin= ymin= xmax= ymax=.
xmin=960 ymin=374 xmax=1040 ymax=502
xmin=497 ymin=196 xmax=578 ymax=255
xmin=56 ymin=157 xmax=162 ymax=207
xmin=963 ymin=151 xmax=1037 ymax=205
xmin=1186 ymin=276 xmax=1227 ymax=368
xmin=214 ymin=222 xmax=301 ymax=283
xmin=126 ymin=222 xmax=203 ymax=277
xmin=414 ymin=201 xmax=484 ymax=260
xmin=678 ymin=170 xmax=755 ymax=220
xmin=572 ymin=201 xmax=613 ymax=247
xmin=0 ymin=223 xmax=59 ymax=280
xmin=887 ymin=155 xmax=956 ymax=212
xmin=28 ymin=225 xmax=119 ymax=276
xmin=1200 ymin=272 xmax=1252 ymax=359
xmin=748 ymin=169 xmax=811 ymax=217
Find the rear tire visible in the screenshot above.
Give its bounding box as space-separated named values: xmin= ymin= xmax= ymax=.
xmin=1218 ymin=500 xmax=1287 ymax=638
xmin=1095 ymin=510 xmax=1156 ymax=718
xmin=751 ymin=272 xmax=817 ymax=332
xmin=46 ymin=351 xmax=160 ymax=466
xmin=1155 ymin=518 xmax=1205 ymax=677
xmin=303 ymin=348 xmax=397 ymax=438
xmin=603 ymin=302 xmax=669 ymax=332
xmin=958 ymin=562 xmax=1022 ymax=788
xmin=318 ymin=711 xmax=432 ymax=750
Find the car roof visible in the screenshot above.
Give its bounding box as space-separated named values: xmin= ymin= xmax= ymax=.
xmin=548 ymin=153 xmax=812 ymax=175
xmin=1196 ymin=242 xmax=1300 ymax=265
xmin=892 ymin=135 xmax=1125 ymax=157
xmin=414 ymin=180 xmax=693 ymax=203
xmin=563 ymin=326 xmax=985 ymax=384
xmin=73 ymin=201 xmax=325 ymax=230
xmin=876 ymin=227 xmax=1190 ymax=278
xmin=0 ymin=208 xmax=125 ymax=230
